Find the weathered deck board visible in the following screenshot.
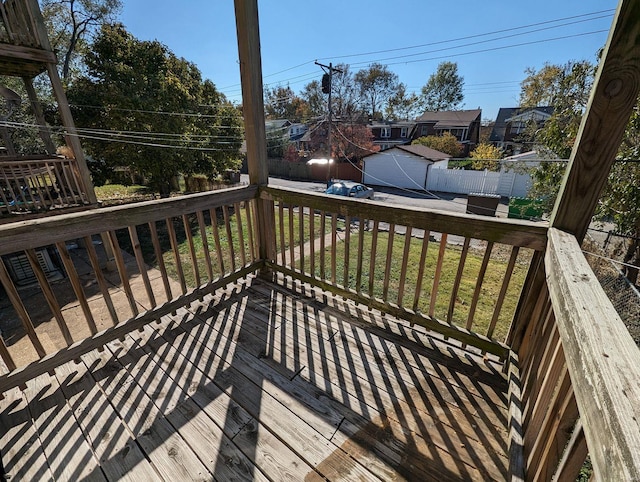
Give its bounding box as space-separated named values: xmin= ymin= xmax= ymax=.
xmin=0 ymin=276 xmax=510 ymax=481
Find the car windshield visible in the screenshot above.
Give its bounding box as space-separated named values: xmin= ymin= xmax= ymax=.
xmin=325 ymin=183 xmax=349 ymax=195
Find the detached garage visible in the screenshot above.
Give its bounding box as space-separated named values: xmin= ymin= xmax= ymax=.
xmin=362 ymin=145 xmax=450 ymax=189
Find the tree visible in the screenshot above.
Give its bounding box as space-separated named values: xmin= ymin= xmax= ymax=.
xmin=331 ymin=123 xmax=378 ymax=162
xmin=264 ymin=85 xmax=309 ymax=122
xmin=412 ymin=132 xmax=462 ymax=157
xmin=68 ymin=23 xmax=242 ymax=195
xmin=385 ymin=83 xmax=420 ymax=121
xmin=41 ymin=0 xmax=122 ymax=82
xmin=419 ymin=62 xmax=464 ymax=112
xmin=300 ymin=80 xmax=326 ymax=120
xmin=470 ymin=144 xmax=503 ymax=171
xmin=330 ymin=64 xmax=359 ymax=119
xmin=354 ymin=63 xmax=399 ymax=120
xmin=520 ymin=60 xmax=595 ymax=158
xmin=596 ymin=97 xmax=640 ymax=283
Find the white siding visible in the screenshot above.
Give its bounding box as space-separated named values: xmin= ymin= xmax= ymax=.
xmin=363 ymin=151 xmax=430 ymax=189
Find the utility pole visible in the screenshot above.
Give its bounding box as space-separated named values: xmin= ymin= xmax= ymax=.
xmin=315 ymin=61 xmax=342 ymax=181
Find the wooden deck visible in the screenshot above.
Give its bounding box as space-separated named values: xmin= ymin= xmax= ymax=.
xmin=0 ymin=275 xmax=510 ymax=481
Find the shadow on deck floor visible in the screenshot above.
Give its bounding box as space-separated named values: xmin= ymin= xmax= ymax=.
xmin=1 ymin=276 xmax=510 ymax=481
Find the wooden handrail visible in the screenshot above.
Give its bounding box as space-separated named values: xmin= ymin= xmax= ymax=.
xmin=0 ymin=184 xmax=257 ymax=255
xmin=261 ymin=185 xmax=548 ymax=251
xmin=546 ymin=228 xmax=640 ymax=480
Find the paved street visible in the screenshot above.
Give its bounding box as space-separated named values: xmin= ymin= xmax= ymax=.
xmin=241 ymin=174 xmax=510 ymax=217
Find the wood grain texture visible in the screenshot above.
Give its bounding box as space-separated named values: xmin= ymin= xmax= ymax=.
xmin=546 ymin=228 xmax=640 ymax=481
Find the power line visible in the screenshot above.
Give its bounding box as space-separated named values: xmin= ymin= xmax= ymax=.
xmin=315 ymin=9 xmax=614 ymax=61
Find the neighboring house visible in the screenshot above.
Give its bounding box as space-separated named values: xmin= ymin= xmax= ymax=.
xmin=362 ymin=144 xmax=449 ymax=189
xmin=368 ymin=121 xmax=415 ymax=151
xmin=411 ymin=109 xmax=482 ymax=156
xmin=489 ymin=106 xmax=554 ymax=156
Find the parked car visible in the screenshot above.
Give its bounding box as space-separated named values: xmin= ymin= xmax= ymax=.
xmin=325 ymin=181 xmax=374 ymax=199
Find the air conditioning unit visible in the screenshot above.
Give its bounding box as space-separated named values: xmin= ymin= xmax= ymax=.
xmin=2 ymin=248 xmax=64 ymax=287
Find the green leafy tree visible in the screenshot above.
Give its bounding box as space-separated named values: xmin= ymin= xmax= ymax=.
xmin=596 ymin=98 xmax=640 ymax=282
xmin=264 ymin=85 xmax=310 ymax=122
xmin=419 ymin=61 xmax=464 ymax=112
xmin=300 ymin=80 xmax=326 ymax=120
xmin=470 ymin=144 xmax=503 ymax=171
xmin=68 ymin=23 xmax=242 ymax=195
xmin=354 ymin=63 xmax=399 ymax=120
xmin=412 ymin=132 xmax=462 ymax=157
xmin=385 ymin=83 xmax=419 ymax=121
xmin=41 ymin=0 xmax=122 ymax=82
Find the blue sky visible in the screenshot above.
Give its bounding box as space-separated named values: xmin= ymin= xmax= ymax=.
xmin=120 ymin=1 xmax=617 ymax=121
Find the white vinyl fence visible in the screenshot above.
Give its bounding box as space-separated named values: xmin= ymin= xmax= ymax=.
xmin=426 ymin=168 xmax=529 ymax=197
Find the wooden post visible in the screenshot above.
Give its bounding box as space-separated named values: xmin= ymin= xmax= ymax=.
xmin=550 ymin=0 xmax=640 ymax=241
xmin=233 ymin=0 xmax=274 ymax=264
xmin=22 ymin=76 xmax=56 ymax=154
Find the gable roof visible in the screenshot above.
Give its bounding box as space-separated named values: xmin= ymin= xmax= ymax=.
xmin=363 ymin=144 xmax=450 ymax=161
xmin=415 ymin=109 xmax=481 ymax=126
xmin=265 ymin=119 xmax=291 ymax=130
xmin=397 ymin=144 xmax=450 ymax=161
xmin=489 ymin=106 xmax=554 ymax=141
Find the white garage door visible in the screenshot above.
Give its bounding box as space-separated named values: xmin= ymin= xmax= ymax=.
xmin=363 ymin=154 xmax=429 ymax=189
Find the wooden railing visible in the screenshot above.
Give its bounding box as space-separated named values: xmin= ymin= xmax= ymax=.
xmin=0 ymin=156 xmax=93 ymax=217
xmin=514 ymin=228 xmax=640 ymax=481
xmin=0 ymin=185 xmax=260 ymax=391
xmin=260 ymin=185 xmax=548 ymax=359
xmin=0 ymin=0 xmax=45 ymax=47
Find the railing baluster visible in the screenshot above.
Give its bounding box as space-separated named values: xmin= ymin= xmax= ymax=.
xmin=466 ymin=241 xmax=494 ymax=331
xmin=128 ymin=225 xmax=156 ymax=308
xmin=25 ymin=248 xmax=73 ymax=345
xmin=412 ymin=231 xmax=430 ymax=312
xmin=397 ymin=226 xmax=412 ymax=307
xmin=551 ymin=420 xmax=587 ymax=482
xmin=83 ymin=235 xmax=119 ymax=325
xmin=0 ymin=336 xmax=16 ymax=372
xmin=487 ymin=246 xmax=520 ymax=339
xmin=182 ymin=214 xmax=201 ymax=287
xmin=208 ymin=207 xmax=225 ymax=276
xmin=330 ymin=213 xmax=337 ymax=285
xmin=343 ymin=215 xmax=351 ymax=288
xmin=355 ymin=218 xmax=364 ymax=294
xmin=277 ymin=201 xmax=285 ymax=265
xmin=288 ymin=204 xmax=295 ymax=271
xmin=222 ymin=205 xmax=236 ymax=272
xmin=196 ymin=210 xmax=214 ymax=281
xmin=234 ymin=202 xmax=246 ymax=267
xmin=429 ymin=233 xmax=448 ymax=318
xmin=368 ymin=219 xmax=379 ymax=299
xmin=0 ymin=260 xmax=46 ymax=357
xmin=166 ymin=217 xmax=187 ymax=295
xmin=447 ymin=237 xmax=470 ymax=323
xmin=298 ymin=205 xmax=305 ymax=273
xmin=149 ymin=221 xmax=174 ymax=302
xmin=244 ymin=200 xmax=256 ymax=263
xmin=382 ymin=223 xmax=395 ymax=303
xmin=319 ymin=211 xmax=326 ymax=280
xmin=309 ymin=207 xmax=315 ymax=278
xmin=55 ymin=241 xmax=99 ymax=334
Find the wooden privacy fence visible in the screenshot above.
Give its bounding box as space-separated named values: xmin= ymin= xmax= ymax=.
xmin=0 ymin=156 xmax=91 ymax=216
xmin=0 ymin=185 xmax=260 ymax=391
xmin=260 ymin=185 xmax=548 ymax=359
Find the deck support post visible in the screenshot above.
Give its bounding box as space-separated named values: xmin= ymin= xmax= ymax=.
xmin=234 ymin=0 xmax=274 ymax=269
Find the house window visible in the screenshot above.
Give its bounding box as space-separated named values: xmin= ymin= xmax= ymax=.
xmin=421 ymin=125 xmax=428 ymax=136
xmin=381 ymin=127 xmax=391 ymax=138
xmin=400 ymin=127 xmax=408 ymax=138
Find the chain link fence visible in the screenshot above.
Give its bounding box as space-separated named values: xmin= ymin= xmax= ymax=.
xmin=583 ymin=236 xmax=640 ymax=346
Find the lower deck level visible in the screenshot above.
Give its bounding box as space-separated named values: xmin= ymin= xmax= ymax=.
xmin=1 ymin=276 xmax=510 ymax=481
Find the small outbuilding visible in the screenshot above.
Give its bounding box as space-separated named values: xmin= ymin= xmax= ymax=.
xmin=361 ymin=144 xmax=450 ymax=189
